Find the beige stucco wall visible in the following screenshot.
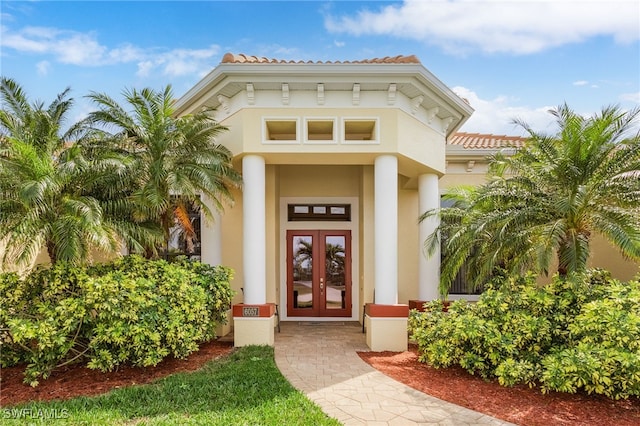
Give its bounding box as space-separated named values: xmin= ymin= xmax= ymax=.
xmin=214 ymin=162 xmax=428 ymax=319
xmin=278 ymin=165 xmax=361 ymax=197
xmin=216 ymin=108 xmax=443 ymax=177
xmin=398 ymin=188 xmax=420 ymax=303
xmin=360 ymin=166 xmax=375 ymax=317
xmin=588 ymin=235 xmax=639 ymax=281
xmin=397 ymin=113 xmax=446 ymax=175
xmin=439 ymin=162 xmax=489 ymax=189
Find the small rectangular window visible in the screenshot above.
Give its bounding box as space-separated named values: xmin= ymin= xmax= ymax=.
xmin=264 ymin=119 xmax=298 ymax=142
xmin=343 ymin=118 xmax=378 ymax=143
xmin=313 ymin=206 xmax=327 ymax=214
xmin=305 ymin=118 xmax=336 ymax=143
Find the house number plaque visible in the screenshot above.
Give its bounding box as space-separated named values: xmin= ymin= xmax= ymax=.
xmin=242 ymin=307 xmax=260 ymax=317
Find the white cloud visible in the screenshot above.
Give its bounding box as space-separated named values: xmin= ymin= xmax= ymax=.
xmin=134 ymin=45 xmax=220 ymax=77
xmin=1 ymin=26 xmax=129 ymax=65
xmin=334 ymin=40 xmax=345 ymax=47
xmin=325 ymin=0 xmax=640 ymax=55
xmin=1 ymin=26 xmax=50 ymax=53
xmin=1 ymin=25 xmax=219 ymax=78
xmin=108 ymin=44 xmax=144 ymax=63
xmin=454 ymin=86 xmax=557 ymax=135
xmin=36 ymin=60 xmax=50 ymax=76
xmin=620 ymin=91 xmax=640 ymax=103
xmin=573 ymin=80 xmax=600 ymax=89
xmin=163 ymin=46 xmax=219 ymax=76
xmin=136 ymin=60 xmax=155 ymax=78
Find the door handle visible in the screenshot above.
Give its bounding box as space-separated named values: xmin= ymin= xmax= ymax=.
xmin=320 ymin=277 xmax=324 ymax=294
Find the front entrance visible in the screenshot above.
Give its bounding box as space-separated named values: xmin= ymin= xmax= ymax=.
xmin=286 ymin=230 xmax=352 ymax=317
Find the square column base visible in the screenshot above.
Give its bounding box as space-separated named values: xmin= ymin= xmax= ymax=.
xmin=232 ymin=304 xmax=276 ymax=347
xmin=215 ymin=308 xmax=232 ymax=337
xmin=364 ymin=304 xmax=409 ymax=352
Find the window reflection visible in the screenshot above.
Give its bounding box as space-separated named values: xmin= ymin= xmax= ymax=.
xmin=292 ymin=236 xmax=313 ymax=309
xmin=325 ymin=236 xmax=346 ymax=309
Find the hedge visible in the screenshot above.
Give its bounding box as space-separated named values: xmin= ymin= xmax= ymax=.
xmin=0 ymin=255 xmax=234 ymax=386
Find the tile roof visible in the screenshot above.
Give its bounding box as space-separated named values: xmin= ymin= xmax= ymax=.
xmin=449 ymin=132 xmax=527 ymax=149
xmin=221 ymin=53 xmax=421 ymax=64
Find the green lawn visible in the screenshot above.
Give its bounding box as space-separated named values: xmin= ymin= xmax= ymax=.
xmin=2 ymin=346 xmax=340 ymax=426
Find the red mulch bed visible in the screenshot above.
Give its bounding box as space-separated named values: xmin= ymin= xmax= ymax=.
xmin=3 ymin=339 xmax=640 ymax=426
xmin=358 ymin=344 xmax=640 ymax=426
xmin=0 ymin=340 xmax=233 ymax=407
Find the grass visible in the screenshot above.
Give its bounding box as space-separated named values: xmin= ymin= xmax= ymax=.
xmin=1 ymin=346 xmax=341 ymax=425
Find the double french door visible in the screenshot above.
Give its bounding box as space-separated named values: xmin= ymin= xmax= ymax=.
xmin=286 ymin=230 xmax=351 ymax=317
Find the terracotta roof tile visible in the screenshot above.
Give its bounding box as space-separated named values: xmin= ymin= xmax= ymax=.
xmin=221 ymin=53 xmax=421 ymax=64
xmin=449 ymin=132 xmax=526 ymax=149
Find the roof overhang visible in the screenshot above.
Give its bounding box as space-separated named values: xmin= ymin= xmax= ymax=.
xmin=174 ymin=60 xmax=474 ymax=137
xmin=446 ymin=144 xmax=517 ymax=161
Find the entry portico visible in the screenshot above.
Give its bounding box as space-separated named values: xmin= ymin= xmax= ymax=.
xmin=174 ymin=54 xmax=473 ymax=350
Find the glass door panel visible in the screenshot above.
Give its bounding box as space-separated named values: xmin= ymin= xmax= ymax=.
xmin=287 ymin=230 xmax=351 ymax=317
xmin=292 ymin=235 xmax=313 ymax=310
xmin=323 ymin=235 xmax=346 ymax=310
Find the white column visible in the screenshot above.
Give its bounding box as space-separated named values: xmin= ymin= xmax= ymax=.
xmin=374 ymin=155 xmax=398 ymax=305
xmin=242 ymin=155 xmax=266 ymax=304
xmin=418 ymin=173 xmax=440 ymax=300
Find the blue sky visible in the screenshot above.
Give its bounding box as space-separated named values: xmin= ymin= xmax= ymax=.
xmin=1 ymin=0 xmax=639 ymax=135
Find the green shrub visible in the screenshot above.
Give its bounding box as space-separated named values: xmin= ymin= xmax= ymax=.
xmin=0 ymin=256 xmax=234 ymax=386
xmin=1 ymin=263 xmax=92 ymax=384
xmin=408 ymin=269 xmax=640 ymax=399
xmin=540 ymin=279 xmax=640 ymax=399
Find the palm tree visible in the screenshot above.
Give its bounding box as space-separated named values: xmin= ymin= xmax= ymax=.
xmin=294 ymin=238 xmax=313 ymax=280
xmin=0 ymin=77 xmax=154 ymax=268
xmin=422 ymin=104 xmax=640 ymax=294
xmin=324 ymin=243 xmax=345 ymax=279
xmin=86 ymin=86 xmax=242 ymax=258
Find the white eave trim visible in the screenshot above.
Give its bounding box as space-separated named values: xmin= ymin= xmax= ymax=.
xmin=174 ymin=62 xmax=474 ymax=123
xmin=446 ymin=145 xmax=517 ymax=159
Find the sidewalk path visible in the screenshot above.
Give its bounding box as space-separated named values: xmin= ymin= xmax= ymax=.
xmin=274 ymin=321 xmax=515 ymax=426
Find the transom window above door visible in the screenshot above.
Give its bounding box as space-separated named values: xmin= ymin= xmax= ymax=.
xmin=288 ymin=204 xmax=351 ymax=221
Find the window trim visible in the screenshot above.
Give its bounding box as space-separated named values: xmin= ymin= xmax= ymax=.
xmin=304 ymin=117 xmax=337 ymax=145
xmin=262 ymin=117 xmax=300 ymax=144
xmin=341 ymin=117 xmax=379 ymax=144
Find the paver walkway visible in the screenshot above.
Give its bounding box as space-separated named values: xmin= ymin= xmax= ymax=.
xmin=274 ymin=321 xmax=515 ymax=426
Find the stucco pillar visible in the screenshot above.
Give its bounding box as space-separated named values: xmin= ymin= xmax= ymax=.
xmin=234 ymin=154 xmax=274 ymax=347
xmin=366 ymin=154 xmax=407 ymax=352
xmin=374 ymin=154 xmax=398 ymax=304
xmin=242 ymin=154 xmax=266 ymax=304
xmin=418 ymin=173 xmax=440 ymax=301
